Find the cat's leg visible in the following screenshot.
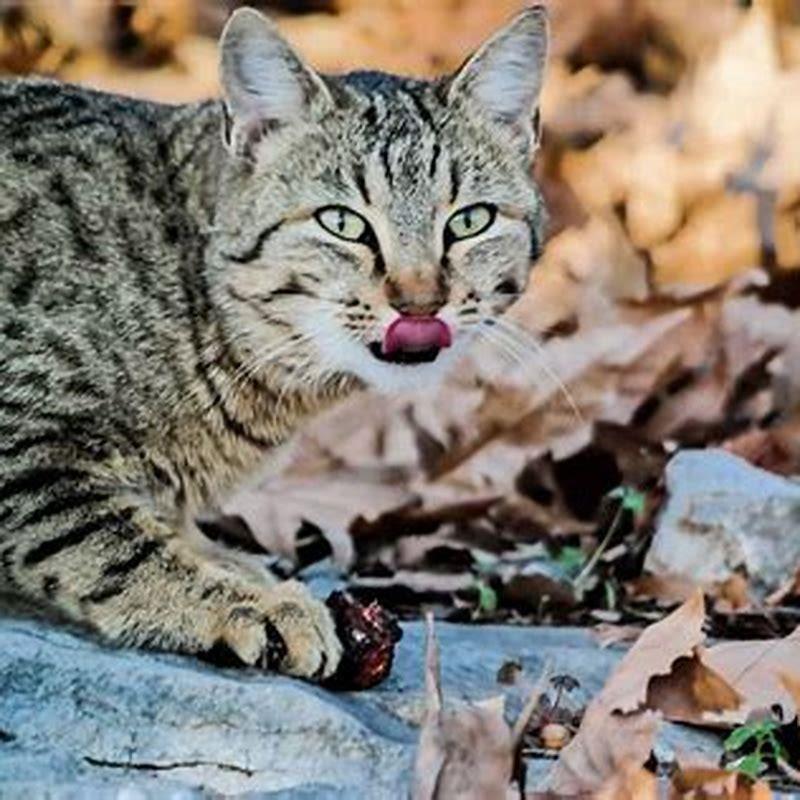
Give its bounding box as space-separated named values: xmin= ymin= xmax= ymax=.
xmin=0 ymin=469 xmax=342 ymax=679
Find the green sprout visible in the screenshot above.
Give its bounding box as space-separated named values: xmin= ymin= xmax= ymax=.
xmin=724 ymin=719 xmax=788 ymax=780
xmin=573 ymin=486 xmax=646 ymax=595
xmin=475 ymin=580 xmax=498 ymax=614
xmin=607 ymin=485 xmax=646 ymax=515
xmin=555 ymin=545 xmax=586 ymax=577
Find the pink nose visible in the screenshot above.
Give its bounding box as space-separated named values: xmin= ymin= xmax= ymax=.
xmin=383 ymin=316 xmax=452 ymax=355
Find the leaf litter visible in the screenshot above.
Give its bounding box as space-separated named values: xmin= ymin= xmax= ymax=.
xmin=5 ymin=0 xmax=800 ymax=794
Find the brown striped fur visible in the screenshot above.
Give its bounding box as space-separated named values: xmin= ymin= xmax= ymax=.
xmin=0 ymin=7 xmax=548 ymax=679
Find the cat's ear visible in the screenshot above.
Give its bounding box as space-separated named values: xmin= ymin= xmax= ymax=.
xmin=219 ymin=7 xmax=332 ymax=158
xmin=447 ymin=6 xmax=548 ymax=148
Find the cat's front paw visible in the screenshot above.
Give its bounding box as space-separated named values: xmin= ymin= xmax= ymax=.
xmin=216 ymin=581 xmax=342 ymax=680
xmin=261 ymin=580 xmax=343 ymax=679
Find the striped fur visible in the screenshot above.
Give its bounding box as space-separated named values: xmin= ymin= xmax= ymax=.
xmin=0 ymin=7 xmax=548 ymax=678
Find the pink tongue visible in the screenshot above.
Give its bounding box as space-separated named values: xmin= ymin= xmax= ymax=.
xmin=383 ymin=316 xmax=452 ymax=355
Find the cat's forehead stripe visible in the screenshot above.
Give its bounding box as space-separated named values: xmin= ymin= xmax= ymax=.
xmin=340 ymin=76 xmax=449 ymax=200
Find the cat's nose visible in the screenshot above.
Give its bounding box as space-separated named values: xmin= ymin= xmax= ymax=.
xmin=384 ymin=274 xmax=447 ymax=317
xmin=388 ymin=297 xmax=445 ymax=316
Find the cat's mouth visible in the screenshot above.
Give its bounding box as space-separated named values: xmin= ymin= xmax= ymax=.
xmin=369 ymin=316 xmax=452 ymax=366
xmin=368 ymin=341 xmax=442 ymax=365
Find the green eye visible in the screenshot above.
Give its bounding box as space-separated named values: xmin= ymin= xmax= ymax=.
xmin=315 ymin=206 xmax=368 ymax=241
xmin=446 ymin=203 xmax=496 ymax=242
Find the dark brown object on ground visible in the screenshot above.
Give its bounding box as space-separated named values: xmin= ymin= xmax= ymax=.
xmin=324 ymin=591 xmax=402 ymax=690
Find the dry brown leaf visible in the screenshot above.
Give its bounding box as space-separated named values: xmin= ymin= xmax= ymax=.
xmin=670 ymin=761 xmax=773 ymax=800
xmin=626 ymin=573 xmax=701 ymax=606
xmin=599 ymin=589 xmax=706 ymax=714
xmin=639 ymin=625 xmax=800 ymax=727
xmin=710 ymin=574 xmax=753 ymax=613
xmin=549 ymin=591 xmax=752 ymax=794
xmin=279 ymin=0 xmax=530 ymax=76
xmin=701 ymin=626 xmax=800 ymax=725
xmin=591 ymin=623 xmax=644 ymax=649
xmin=501 ymin=573 xmax=578 ymax=615
xmin=780 ymin=671 xmax=800 ymax=710
xmin=547 ymin=594 xmax=708 ymax=792
xmin=411 ymin=615 xmax=546 ymax=800
xmin=226 ymin=473 xmax=413 ymax=567
xmin=722 ymin=428 xmax=800 ymax=476
xmin=593 ymin=760 xmax=658 ymax=800
xmin=646 ymin=656 xmax=742 ymax=725
xmin=651 ymin=195 xmax=760 ymax=294
xmin=548 ymin=701 xmax=660 ymax=795
xmin=766 ymin=566 xmax=800 ymax=606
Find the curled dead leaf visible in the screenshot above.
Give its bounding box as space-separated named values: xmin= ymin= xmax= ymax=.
xmin=700 ymin=627 xmax=800 ymax=725
xmin=670 ymin=761 xmax=773 ymax=800
xmin=593 ymin=760 xmax=658 ymax=800
xmin=412 ymin=614 xmax=548 ymax=800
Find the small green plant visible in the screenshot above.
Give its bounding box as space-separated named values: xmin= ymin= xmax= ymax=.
xmin=555 ymin=545 xmax=586 ymax=577
xmin=724 ymin=719 xmax=788 ymax=779
xmin=607 ymin=485 xmax=646 ymax=515
xmin=572 ymin=486 xmax=646 ymax=595
xmin=475 ymin=580 xmax=498 ymax=614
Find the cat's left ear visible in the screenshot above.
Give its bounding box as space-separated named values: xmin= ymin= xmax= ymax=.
xmin=219 ymin=7 xmax=333 ymax=159
xmin=447 ymin=6 xmax=548 ymax=150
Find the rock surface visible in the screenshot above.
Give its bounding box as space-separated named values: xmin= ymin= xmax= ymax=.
xmin=645 ymin=449 xmax=800 ymax=592
xmin=0 ymin=615 xmax=724 ymax=798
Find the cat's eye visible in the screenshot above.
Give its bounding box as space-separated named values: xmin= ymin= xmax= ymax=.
xmin=446 ymin=203 xmax=496 ymax=243
xmin=315 ymin=206 xmax=368 ymax=242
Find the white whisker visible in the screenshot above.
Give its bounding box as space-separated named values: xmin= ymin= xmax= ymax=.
xmin=480 ymin=318 xmax=584 ymax=424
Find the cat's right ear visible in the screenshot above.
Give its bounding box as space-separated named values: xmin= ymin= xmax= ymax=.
xmin=447 ymin=6 xmax=548 ymax=152
xmin=219 ymin=8 xmax=332 ymax=159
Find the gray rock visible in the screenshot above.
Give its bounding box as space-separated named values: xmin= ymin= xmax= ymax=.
xmin=0 ymin=617 xmax=412 ymax=799
xmin=645 ymin=449 xmax=800 ymax=592
xmin=0 ymin=617 xmax=731 ymax=799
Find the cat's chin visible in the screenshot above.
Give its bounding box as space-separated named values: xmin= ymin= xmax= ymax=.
xmin=307 ymin=331 xmax=464 ymax=394
xmin=354 ymin=349 xmax=461 ymax=393
xmin=360 ymin=325 xmax=483 ymax=392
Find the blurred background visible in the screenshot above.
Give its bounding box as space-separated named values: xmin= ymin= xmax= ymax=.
xmin=4 ymin=0 xmax=800 ymax=623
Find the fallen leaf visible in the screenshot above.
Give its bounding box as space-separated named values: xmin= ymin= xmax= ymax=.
xmin=226 ymin=472 xmax=413 ymax=568
xmin=722 ymin=428 xmax=800 ymax=476
xmin=547 ymin=594 xmax=708 ymax=793
xmin=591 ymin=623 xmax=644 ymax=649
xmin=598 ymin=589 xmax=706 ymax=714
xmin=701 ymin=627 xmax=800 ymax=725
xmin=626 ymin=573 xmax=702 ymax=606
xmin=594 ymin=760 xmax=658 ymax=800
xmin=765 ymin=566 xmax=800 ymax=606
xmin=501 ymin=573 xmax=578 ymax=616
xmin=780 ymin=671 xmax=800 ymax=710
xmin=646 ymin=655 xmax=742 ymax=724
xmin=411 ymin=614 xmax=547 ymax=800
xmin=711 ymin=574 xmax=753 ymax=613
xmin=670 ymin=761 xmax=773 ymax=799
xmin=548 ymin=701 xmax=660 ymax=795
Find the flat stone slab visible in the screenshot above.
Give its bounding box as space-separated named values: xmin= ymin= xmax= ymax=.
xmin=0 ymin=616 xmax=727 ymax=798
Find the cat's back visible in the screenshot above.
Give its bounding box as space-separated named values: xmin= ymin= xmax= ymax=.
xmin=0 ymin=78 xmax=171 ymax=177
xmin=0 ymin=77 xmax=172 ymax=203
xmin=0 ymin=78 xmax=175 ymax=285
xmin=0 ymin=79 xmax=215 ymax=435
xmin=0 ymin=79 xmax=216 ymax=344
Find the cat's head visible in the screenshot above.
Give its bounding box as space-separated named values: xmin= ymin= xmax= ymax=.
xmin=214 ymin=6 xmax=548 ymax=393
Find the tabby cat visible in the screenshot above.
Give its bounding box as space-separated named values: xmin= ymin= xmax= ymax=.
xmin=0 ymin=7 xmax=548 ymax=680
